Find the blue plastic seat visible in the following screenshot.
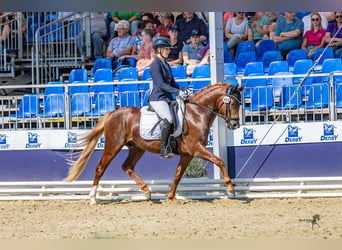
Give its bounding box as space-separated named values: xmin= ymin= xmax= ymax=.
xmin=190 ymin=64 xmax=211 ymax=92
xmin=89 ymin=92 xmax=116 ymax=116
xmin=276 ymin=85 xmax=302 ymax=110
xmin=293 ymin=59 xmax=313 ymax=83
xmin=320 ymin=58 xmax=342 ymax=83
xmin=313 ymin=48 xmax=334 ymax=72
xmin=236 ymin=51 xmax=256 ymax=74
xmin=224 ymin=63 xmax=237 ymax=85
xmin=335 ymin=83 xmax=342 ymax=108
xmin=223 ymin=43 xmax=233 ymax=63
xmin=71 ymin=93 xmax=91 ymax=116
xmin=119 ymin=92 xmax=140 ymax=108
xmin=91 ymin=58 xmax=112 ymax=77
xmin=287 ymin=49 xmax=307 ymax=72
xmin=267 ymin=61 xmax=289 ymax=84
xmin=141 ymin=67 xmax=152 ymax=80
xmin=271 ymin=72 xmax=293 ymax=98
xmin=244 ymin=61 xmax=264 ymax=76
xmin=235 ymin=41 xmax=256 ymax=60
xmin=11 ymin=94 xmax=40 ymax=118
xmin=69 ymin=68 xmax=88 ymax=83
xmin=256 ymin=40 xmax=277 ymax=61
xmin=304 ymin=83 xmax=329 ymax=109
xmin=118 ymin=67 xmax=138 ymax=81
xmin=171 ymin=65 xmax=187 ymax=79
xmin=44 ymin=81 xmax=64 ymax=99
xmin=245 ymin=86 xmax=274 ymax=111
xmin=171 ymin=65 xmax=188 ymax=88
xmin=40 ymin=94 xmax=65 ymax=117
xmin=243 ymin=73 xmax=267 ymax=98
xmin=117 ymin=67 xmax=139 ymax=92
xmin=94 ymin=68 xmax=113 ymax=82
xmin=261 ymin=50 xmax=282 ymax=73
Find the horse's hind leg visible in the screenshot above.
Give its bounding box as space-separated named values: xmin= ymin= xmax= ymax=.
xmin=121 ymin=146 xmax=150 ymax=199
xmin=90 ymin=144 xmax=123 ymax=205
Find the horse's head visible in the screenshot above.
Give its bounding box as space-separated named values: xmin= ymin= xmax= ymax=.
xmin=217 ymin=85 xmax=244 ymax=130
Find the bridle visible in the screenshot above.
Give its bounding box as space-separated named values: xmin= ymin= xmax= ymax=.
xmin=188 ymin=86 xmax=241 ymax=125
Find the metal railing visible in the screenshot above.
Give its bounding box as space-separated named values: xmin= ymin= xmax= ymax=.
xmin=1 ymin=177 xmax=342 ymax=200
xmin=1 ymin=72 xmax=342 ymax=131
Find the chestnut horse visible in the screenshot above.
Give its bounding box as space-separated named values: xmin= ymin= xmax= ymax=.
xmin=64 ymin=83 xmax=244 ymax=204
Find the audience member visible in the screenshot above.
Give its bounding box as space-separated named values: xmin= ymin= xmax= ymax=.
xmin=176 ymin=12 xmax=208 ymax=44
xmin=106 ymin=20 xmax=135 ymax=68
xmin=182 ymin=29 xmax=209 ymax=76
xmin=247 ymin=12 xmax=270 ymax=49
xmin=320 ymin=12 xmax=336 ymax=23
xmin=77 ymin=12 xmax=107 ymax=59
xmin=120 ymin=28 xmax=154 ymax=76
xmin=110 ymin=12 xmax=141 ymax=37
xmin=223 ymin=12 xmax=235 ymax=31
xmin=225 ymin=11 xmax=248 ymax=58
xmin=156 ymin=12 xmax=173 ymax=38
xmin=301 ymin=12 xmax=326 ymax=59
xmin=195 ymin=12 xmax=209 ymax=24
xmin=133 ymin=20 xmax=156 ymax=55
xmin=325 ymin=12 xmax=342 ymax=57
xmin=264 ymin=12 xmax=282 ymax=40
xmin=166 ymin=24 xmax=183 ymax=66
xmin=1 ymin=12 xmax=27 ymax=47
xmin=273 ymin=12 xmax=304 ymax=59
xmin=302 ymin=12 xmax=328 ymax=34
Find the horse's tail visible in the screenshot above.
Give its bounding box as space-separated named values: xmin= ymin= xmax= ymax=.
xmin=64 ymin=112 xmax=110 ymax=182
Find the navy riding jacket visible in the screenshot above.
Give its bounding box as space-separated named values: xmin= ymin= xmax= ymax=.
xmin=148 ymin=56 xmax=183 ymax=104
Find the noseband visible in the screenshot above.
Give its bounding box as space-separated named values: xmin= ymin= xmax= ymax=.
xmin=189 ymin=86 xmax=241 ymax=125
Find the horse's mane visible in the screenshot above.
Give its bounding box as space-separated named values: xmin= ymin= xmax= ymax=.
xmin=191 ymin=82 xmax=229 ymax=101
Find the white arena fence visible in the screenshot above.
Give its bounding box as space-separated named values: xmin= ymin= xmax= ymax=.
xmin=1 ymin=177 xmax=342 ymax=201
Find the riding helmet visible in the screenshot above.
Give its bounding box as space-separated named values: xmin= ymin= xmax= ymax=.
xmin=153 ymin=37 xmax=171 ymax=49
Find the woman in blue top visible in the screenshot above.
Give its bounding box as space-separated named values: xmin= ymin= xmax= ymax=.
xmin=148 ymin=37 xmax=189 ymax=159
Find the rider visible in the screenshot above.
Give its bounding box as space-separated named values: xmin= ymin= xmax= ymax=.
xmin=148 ymin=37 xmax=190 ymax=159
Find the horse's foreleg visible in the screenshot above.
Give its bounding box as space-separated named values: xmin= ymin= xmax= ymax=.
xmin=168 ymin=155 xmax=193 ymax=203
xmin=195 ymin=146 xmax=235 ymax=197
xmin=90 ymin=145 xmax=123 ymax=205
xmin=121 ymin=147 xmax=150 ymax=199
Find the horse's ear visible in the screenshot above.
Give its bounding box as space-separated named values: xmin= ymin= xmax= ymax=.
xmin=238 ymin=85 xmax=245 ymax=92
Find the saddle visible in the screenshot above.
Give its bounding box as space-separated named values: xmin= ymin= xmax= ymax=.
xmin=139 ymin=98 xmax=185 ymax=141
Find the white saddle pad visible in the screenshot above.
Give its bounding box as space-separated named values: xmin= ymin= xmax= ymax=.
xmin=140 ymin=98 xmax=185 ymax=140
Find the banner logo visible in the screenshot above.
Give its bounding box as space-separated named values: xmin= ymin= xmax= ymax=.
xmin=97 ymin=135 xmax=105 ymax=149
xmin=241 ymin=128 xmax=257 ymax=144
xmin=285 ymin=125 xmax=302 ymax=142
xmin=0 ymin=134 xmax=10 ymax=149
xmin=65 ymin=132 xmax=79 ymax=148
xmin=26 ymin=132 xmax=42 ymax=148
xmin=320 ymin=124 xmax=338 ymax=141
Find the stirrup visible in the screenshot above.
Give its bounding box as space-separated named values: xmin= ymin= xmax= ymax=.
xmin=160 ymin=148 xmax=175 ymax=159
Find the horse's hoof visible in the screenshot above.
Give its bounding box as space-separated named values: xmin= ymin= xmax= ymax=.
xmin=144 ymin=191 xmax=151 ymax=200
xmin=226 ymin=189 xmax=236 ymax=198
xmin=90 ymin=197 xmax=97 ymax=205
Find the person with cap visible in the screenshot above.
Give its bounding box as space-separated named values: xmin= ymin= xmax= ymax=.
xmin=166 ymin=24 xmax=184 ymax=66
xmin=176 ymin=12 xmax=208 ymax=44
xmin=148 ymin=37 xmax=190 ymax=159
xmin=182 ymin=29 xmax=209 ymax=76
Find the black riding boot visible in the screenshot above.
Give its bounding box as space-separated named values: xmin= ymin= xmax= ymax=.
xmin=160 ymin=119 xmax=174 ymax=159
